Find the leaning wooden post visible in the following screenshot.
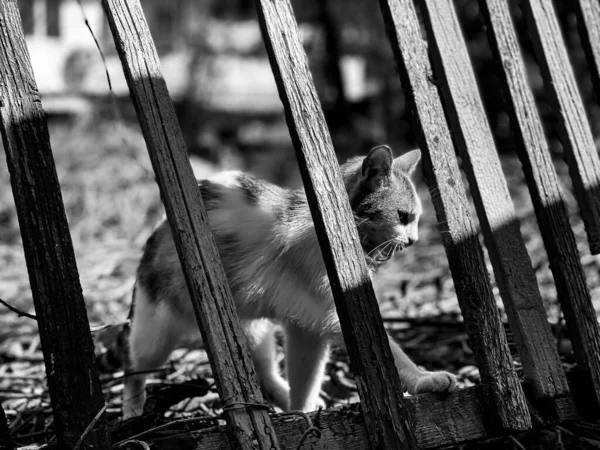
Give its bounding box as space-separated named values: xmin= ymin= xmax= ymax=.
xmin=415 ymin=0 xmax=567 ymax=404
xmin=378 ymin=0 xmax=532 ymax=431
xmin=255 ymin=0 xmax=418 ymax=448
xmin=480 ymin=0 xmax=600 ymax=413
xmin=0 ymin=1 xmax=110 ymax=449
xmin=520 ymin=0 xmax=600 ymax=255
xmin=101 ymin=1 xmax=279 ymax=448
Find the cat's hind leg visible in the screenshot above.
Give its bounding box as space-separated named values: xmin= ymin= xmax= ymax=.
xmin=244 ymin=319 xmax=290 ymax=410
xmin=123 ymin=288 xmax=183 ymax=419
xmin=284 ymin=322 xmax=329 ymax=412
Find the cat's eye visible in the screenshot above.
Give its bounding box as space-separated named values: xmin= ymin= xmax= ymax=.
xmin=398 ymin=210 xmax=409 ymax=225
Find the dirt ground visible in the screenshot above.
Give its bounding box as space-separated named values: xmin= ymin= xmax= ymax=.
xmin=1 ymin=117 xmax=599 ymax=447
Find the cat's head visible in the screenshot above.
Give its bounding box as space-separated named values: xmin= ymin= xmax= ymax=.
xmin=342 ymin=145 xmax=422 ymax=269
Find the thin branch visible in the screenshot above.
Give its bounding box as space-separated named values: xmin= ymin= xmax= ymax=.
xmin=508 ymin=435 xmax=526 ymax=450
xmin=0 ymin=297 xmax=37 ymax=320
xmin=74 ymin=404 xmax=108 ymax=450
xmin=90 ymin=319 xmax=129 ymax=333
xmin=76 ymin=0 xmax=113 ymax=91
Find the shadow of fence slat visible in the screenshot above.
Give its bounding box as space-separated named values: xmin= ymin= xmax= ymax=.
xmin=480 ymin=0 xmax=600 ymax=413
xmin=255 ymin=0 xmax=417 ymax=447
xmin=0 ymin=1 xmax=110 ymax=448
xmin=101 ymin=0 xmax=279 ymax=448
xmin=521 ymin=0 xmax=600 ymax=255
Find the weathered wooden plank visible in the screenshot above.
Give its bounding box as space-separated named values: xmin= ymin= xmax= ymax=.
xmin=521 ymin=0 xmax=600 ymax=255
xmin=480 ymin=0 xmax=600 ymax=412
xmin=378 ymin=0 xmax=531 ymax=432
xmin=145 ymin=386 xmax=579 ymax=450
xmin=254 ymin=0 xmax=417 ymax=448
xmin=0 ymin=404 xmax=13 ymax=450
xmin=573 ymin=0 xmax=600 ymax=105
xmin=416 ymin=0 xmax=567 ymax=403
xmin=0 ymin=1 xmax=110 ymax=448
xmin=101 ymin=1 xmax=279 ymax=448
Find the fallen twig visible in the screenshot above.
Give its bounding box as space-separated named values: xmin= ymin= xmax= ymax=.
xmin=113 ymin=417 xmax=217 ymax=447
xmin=90 ymin=320 xmax=129 ymax=333
xmin=74 ymin=404 xmax=108 ymax=450
xmin=0 ymin=297 xmax=37 ymax=320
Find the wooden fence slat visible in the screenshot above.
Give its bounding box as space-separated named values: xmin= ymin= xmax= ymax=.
xmin=480 ymin=0 xmax=600 ymax=412
xmin=573 ymin=0 xmax=600 ymax=104
xmin=416 ymin=0 xmax=568 ymax=401
xmin=141 ymin=385 xmax=580 ymax=450
xmin=0 ymin=1 xmax=110 ymax=448
xmin=255 ymin=0 xmax=417 ymax=448
xmin=521 ymin=0 xmax=600 ymax=255
xmin=100 ymin=1 xmax=279 ymax=448
xmin=0 ymin=404 xmax=13 ymax=450
xmin=378 ymin=0 xmax=531 ymax=431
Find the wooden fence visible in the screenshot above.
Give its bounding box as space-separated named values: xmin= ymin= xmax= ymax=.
xmin=1 ymin=0 xmax=600 ymax=448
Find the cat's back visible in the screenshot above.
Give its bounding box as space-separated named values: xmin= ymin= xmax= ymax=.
xmin=136 ymin=171 xmax=292 ymax=300
xmin=199 ymin=170 xmax=289 ymax=242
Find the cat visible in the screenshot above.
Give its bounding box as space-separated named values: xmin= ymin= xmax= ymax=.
xmin=112 ymin=145 xmax=457 ymax=419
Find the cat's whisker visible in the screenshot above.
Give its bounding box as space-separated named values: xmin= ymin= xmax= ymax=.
xmin=388 ymin=241 xmax=400 ymax=258
xmin=354 ymin=217 xmax=369 ymax=227
xmin=375 ymin=239 xmax=397 ymax=261
xmin=367 ymin=238 xmax=396 ymax=257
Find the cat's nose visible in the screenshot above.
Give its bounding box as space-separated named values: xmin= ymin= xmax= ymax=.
xmin=407 ymin=235 xmax=418 ymax=246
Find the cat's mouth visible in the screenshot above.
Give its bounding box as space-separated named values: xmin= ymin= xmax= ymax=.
xmin=365 ymin=241 xmax=405 ymax=267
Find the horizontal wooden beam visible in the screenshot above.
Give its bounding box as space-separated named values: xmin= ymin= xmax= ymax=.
xmin=139 ymin=385 xmax=578 ymax=450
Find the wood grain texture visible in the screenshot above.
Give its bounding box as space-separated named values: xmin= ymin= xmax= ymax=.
xmin=255 ymin=0 xmax=417 ymax=448
xmin=521 ymin=0 xmax=600 ymax=255
xmin=417 ymin=0 xmax=567 ymax=402
xmin=0 ymin=404 xmax=13 ymax=450
xmin=101 ymin=1 xmax=279 ymax=448
xmin=0 ymin=2 xmax=110 ymax=449
xmin=573 ymin=0 xmax=600 ymax=105
xmin=142 ymin=385 xmax=579 ymax=450
xmin=480 ymin=0 xmax=600 ymax=412
xmin=378 ymin=0 xmax=531 ymax=431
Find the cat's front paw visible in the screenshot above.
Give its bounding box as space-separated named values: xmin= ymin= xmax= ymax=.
xmin=409 ymin=371 xmax=457 ymax=395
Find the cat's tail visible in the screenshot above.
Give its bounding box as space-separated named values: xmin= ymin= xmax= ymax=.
xmin=96 ymin=289 xmax=135 ymax=373
xmin=95 ymin=320 xmax=131 ymax=373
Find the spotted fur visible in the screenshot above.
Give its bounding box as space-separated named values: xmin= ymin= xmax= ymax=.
xmin=120 ymin=146 xmax=457 ymax=418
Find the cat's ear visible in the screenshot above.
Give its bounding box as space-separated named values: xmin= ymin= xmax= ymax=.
xmin=362 ymin=145 xmax=393 ymax=179
xmin=394 ymin=149 xmax=421 ymax=175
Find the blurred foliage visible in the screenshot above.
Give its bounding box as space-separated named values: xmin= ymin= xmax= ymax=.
xmin=175 ymin=0 xmax=599 ymax=164
xmin=305 ymin=0 xmax=600 ymax=155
